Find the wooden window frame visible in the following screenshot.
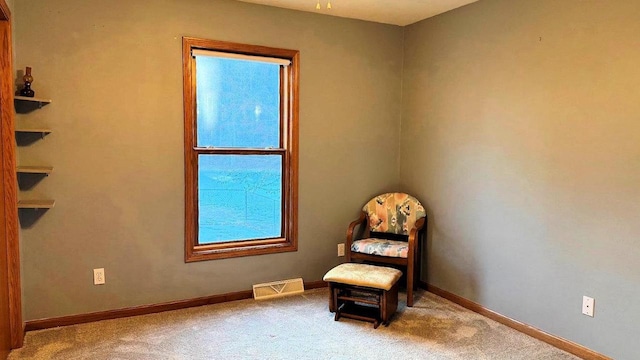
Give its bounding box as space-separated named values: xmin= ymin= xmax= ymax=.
xmin=182 ymin=37 xmax=299 ymax=262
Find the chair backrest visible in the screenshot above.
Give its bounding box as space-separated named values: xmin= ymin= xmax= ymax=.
xmin=362 ymin=193 xmax=426 ymax=236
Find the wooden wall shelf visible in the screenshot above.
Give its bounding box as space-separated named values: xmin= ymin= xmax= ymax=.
xmin=15 ymin=127 xmax=52 ymax=145
xmin=15 ymin=127 xmax=52 ymax=135
xmin=15 ymin=95 xmax=55 ymax=216
xmin=14 ymin=95 xmax=51 ymax=104
xmin=14 ymin=96 xmax=51 ymax=113
xmin=17 ymin=200 xmax=55 ymax=209
xmin=16 ymin=166 xmax=53 ymax=175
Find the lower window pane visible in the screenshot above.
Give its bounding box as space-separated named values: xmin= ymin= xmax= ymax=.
xmin=198 ymin=155 xmax=283 ymax=244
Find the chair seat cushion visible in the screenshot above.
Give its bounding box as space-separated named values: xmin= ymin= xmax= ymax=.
xmin=323 ymin=263 xmax=402 ymax=291
xmin=351 ymin=238 xmax=408 ymax=258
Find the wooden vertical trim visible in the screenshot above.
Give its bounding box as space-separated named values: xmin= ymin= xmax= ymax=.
xmin=0 ymin=1 xmax=8 ymax=21
xmin=288 ymin=51 xmax=299 ymax=253
xmin=0 ymin=0 xmax=22 ymax=350
xmin=182 ymin=37 xmax=196 ymax=262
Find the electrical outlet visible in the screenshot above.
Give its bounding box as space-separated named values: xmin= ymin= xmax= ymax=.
xmin=582 ymin=296 xmax=594 ymax=317
xmin=337 ymin=243 xmax=345 ymax=257
xmin=93 ymin=268 xmax=105 ymax=285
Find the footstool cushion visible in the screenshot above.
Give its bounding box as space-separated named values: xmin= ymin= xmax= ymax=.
xmin=323 ymin=263 xmax=402 ymax=290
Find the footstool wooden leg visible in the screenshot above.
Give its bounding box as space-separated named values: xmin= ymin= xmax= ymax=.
xmin=328 ymin=282 xmax=336 ymax=313
xmin=381 ymin=289 xmax=388 ymax=324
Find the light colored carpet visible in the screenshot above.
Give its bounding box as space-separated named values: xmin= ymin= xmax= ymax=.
xmin=10 ymin=289 xmax=579 ymax=359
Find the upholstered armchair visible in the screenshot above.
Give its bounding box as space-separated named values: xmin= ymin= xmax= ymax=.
xmin=346 ymin=193 xmax=427 ymax=307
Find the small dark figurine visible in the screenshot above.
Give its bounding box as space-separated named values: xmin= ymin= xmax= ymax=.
xmin=20 ymin=67 xmax=35 ymax=97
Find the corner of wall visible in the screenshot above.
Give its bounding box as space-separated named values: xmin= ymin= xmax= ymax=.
xmin=396 ymin=25 xmax=407 ymax=189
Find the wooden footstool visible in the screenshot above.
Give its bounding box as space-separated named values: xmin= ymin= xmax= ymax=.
xmin=323 ymin=263 xmax=402 ymax=328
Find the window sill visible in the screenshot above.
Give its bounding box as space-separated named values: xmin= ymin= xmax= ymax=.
xmin=185 ymin=238 xmax=297 ymax=262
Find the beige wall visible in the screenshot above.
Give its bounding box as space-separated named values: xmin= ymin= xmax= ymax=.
xmin=402 ymin=1 xmax=640 ymax=358
xmin=14 ymin=0 xmax=403 ymax=320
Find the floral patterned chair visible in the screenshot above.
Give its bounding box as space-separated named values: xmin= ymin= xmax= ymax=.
xmin=346 ymin=193 xmax=427 ymax=307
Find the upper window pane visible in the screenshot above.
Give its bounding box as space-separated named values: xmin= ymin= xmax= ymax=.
xmin=195 ymin=55 xmax=281 ymax=148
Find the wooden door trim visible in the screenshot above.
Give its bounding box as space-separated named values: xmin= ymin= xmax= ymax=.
xmin=0 ymin=0 xmax=23 ymax=350
xmin=0 ymin=1 xmax=8 ymax=21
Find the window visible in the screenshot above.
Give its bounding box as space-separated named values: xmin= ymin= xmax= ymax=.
xmin=183 ymin=37 xmax=299 ymax=261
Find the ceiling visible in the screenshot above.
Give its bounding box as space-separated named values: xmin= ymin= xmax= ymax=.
xmin=235 ymin=0 xmax=480 ymax=26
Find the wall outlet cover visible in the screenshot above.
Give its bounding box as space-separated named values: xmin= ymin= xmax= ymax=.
xmin=93 ymin=268 xmax=106 ymax=285
xmin=582 ymin=296 xmax=594 ymax=317
xmin=337 ymin=243 xmax=345 ymax=257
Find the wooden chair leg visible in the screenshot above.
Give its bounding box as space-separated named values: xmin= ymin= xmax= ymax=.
xmin=415 ymin=232 xmax=423 ymax=290
xmin=407 ymin=261 xmax=414 ymax=307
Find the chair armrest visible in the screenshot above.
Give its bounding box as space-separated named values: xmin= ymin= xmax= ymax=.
xmin=346 ymin=212 xmax=367 ymax=256
xmin=408 ymin=217 xmax=426 ymax=248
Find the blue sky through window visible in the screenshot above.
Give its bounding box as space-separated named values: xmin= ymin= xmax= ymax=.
xmin=195 ymin=56 xmax=280 ymax=148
